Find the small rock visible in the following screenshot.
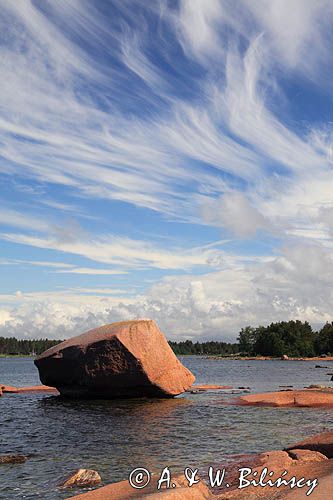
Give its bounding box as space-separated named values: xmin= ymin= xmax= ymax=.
xmin=315 ymin=365 xmax=328 ymax=368
xmin=187 ymin=384 xmax=233 ymax=392
xmin=59 ymin=469 xmax=101 ymax=488
xmin=0 ymin=454 xmax=27 ymax=464
xmin=306 ymin=384 xmax=326 ymax=389
xmin=281 ymin=354 xmax=289 ymax=360
xmin=238 ymin=386 xmax=250 ymax=390
xmin=1 ymin=385 xmax=19 ymax=393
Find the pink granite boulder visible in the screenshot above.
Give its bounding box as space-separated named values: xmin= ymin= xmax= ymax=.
xmin=35 ymin=320 xmax=195 ymax=399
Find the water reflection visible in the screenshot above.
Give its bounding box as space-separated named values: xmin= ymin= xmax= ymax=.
xmin=39 ymin=394 xmax=192 ymax=417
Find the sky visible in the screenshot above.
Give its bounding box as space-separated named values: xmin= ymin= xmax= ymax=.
xmin=1 ymin=0 xmax=333 ymax=341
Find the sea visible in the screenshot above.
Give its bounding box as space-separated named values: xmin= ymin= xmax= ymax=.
xmin=1 ymin=356 xmax=333 ymax=499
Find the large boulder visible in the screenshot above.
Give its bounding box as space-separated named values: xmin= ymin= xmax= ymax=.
xmin=34 ymin=320 xmax=195 ymax=399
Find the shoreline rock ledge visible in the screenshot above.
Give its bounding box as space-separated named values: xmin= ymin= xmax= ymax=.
xmin=34 ymin=319 xmax=195 ymax=399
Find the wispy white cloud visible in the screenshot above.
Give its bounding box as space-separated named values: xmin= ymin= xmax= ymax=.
xmin=1 ymin=1 xmax=333 ymax=338
xmin=0 ymin=259 xmax=74 ymax=269
xmin=0 ymin=230 xmax=223 ymax=271
xmin=0 ymin=208 xmax=48 ymax=232
xmin=0 ymin=258 xmax=127 ymax=275
xmin=2 ymin=0 xmax=330 ymax=225
xmin=54 ymin=267 xmax=128 ymax=276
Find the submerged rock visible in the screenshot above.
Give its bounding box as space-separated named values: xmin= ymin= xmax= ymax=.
xmin=59 ymin=469 xmax=101 ymax=488
xmin=305 ymin=384 xmax=327 ymax=389
xmin=0 ymin=454 xmax=27 ymax=464
xmin=35 ymin=320 xmax=195 ymax=399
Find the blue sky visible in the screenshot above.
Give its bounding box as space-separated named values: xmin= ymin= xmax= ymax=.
xmin=1 ymin=0 xmax=333 ymax=340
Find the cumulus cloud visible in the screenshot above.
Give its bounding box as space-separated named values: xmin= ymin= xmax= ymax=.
xmin=1 ymin=241 xmax=332 ymax=341
xmin=202 ymin=192 xmax=269 ymax=237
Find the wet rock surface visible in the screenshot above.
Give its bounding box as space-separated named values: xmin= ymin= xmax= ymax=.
xmin=59 ymin=469 xmax=101 ymax=489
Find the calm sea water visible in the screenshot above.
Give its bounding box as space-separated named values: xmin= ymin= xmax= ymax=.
xmin=1 ymin=356 xmax=333 ymax=499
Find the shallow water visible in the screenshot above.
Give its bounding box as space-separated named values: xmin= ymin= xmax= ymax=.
xmin=1 ymin=356 xmax=333 ymax=499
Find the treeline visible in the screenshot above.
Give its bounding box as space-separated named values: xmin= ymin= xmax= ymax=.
xmin=238 ymin=321 xmax=333 ymax=357
xmin=169 ymin=340 xmax=239 ymax=356
xmin=170 ymin=321 xmax=333 ymax=357
xmin=1 ymin=320 xmax=333 ymax=358
xmin=0 ymin=337 xmax=60 ymax=356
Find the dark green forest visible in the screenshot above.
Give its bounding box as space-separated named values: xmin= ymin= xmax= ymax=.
xmin=169 ymin=339 xmax=239 ymax=356
xmin=172 ymin=320 xmax=333 ymax=356
xmin=238 ymin=321 xmax=333 ymax=357
xmin=1 ymin=320 xmax=333 ymax=357
xmin=0 ymin=337 xmax=60 ymax=356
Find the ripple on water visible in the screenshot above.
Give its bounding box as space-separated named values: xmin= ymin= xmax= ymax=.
xmin=1 ymin=356 xmax=333 ymax=499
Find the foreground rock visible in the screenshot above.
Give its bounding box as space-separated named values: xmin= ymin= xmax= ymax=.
xmin=68 ymin=473 xmax=210 ymax=499
xmin=67 ymin=430 xmax=333 ymax=499
xmin=234 ymin=389 xmax=333 ymax=407
xmin=286 ymin=430 xmax=333 ymax=458
xmin=35 ymin=320 xmax=195 ymax=399
xmin=60 ymin=469 xmax=101 ymax=488
xmin=287 ymin=449 xmax=328 ymax=462
xmin=0 ymin=454 xmax=27 ymax=464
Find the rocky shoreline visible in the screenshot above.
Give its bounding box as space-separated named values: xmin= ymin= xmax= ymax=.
xmin=62 ymin=430 xmax=333 ymax=499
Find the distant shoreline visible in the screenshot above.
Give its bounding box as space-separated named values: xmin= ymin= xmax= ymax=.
xmin=0 ymin=354 xmax=34 ymax=358
xmin=203 ymin=355 xmax=333 ymax=361
xmin=1 ymin=354 xmax=333 ymax=361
